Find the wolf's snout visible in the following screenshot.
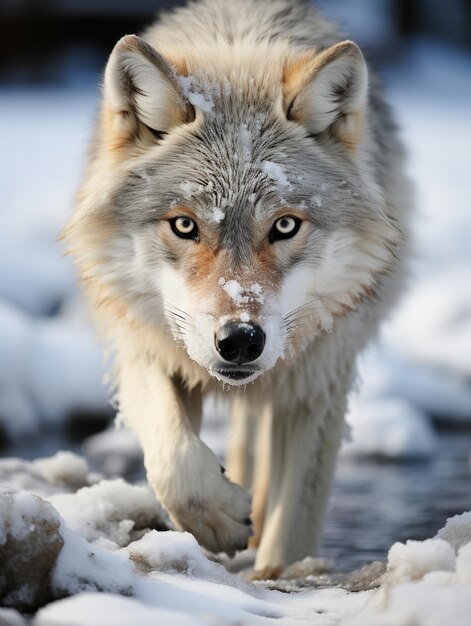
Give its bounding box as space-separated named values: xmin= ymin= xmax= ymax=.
xmin=215 ymin=322 xmax=265 ymax=364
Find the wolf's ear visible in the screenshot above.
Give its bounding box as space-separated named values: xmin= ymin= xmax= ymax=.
xmin=104 ymin=34 xmax=192 ymax=138
xmin=284 ymin=41 xmax=368 ymax=151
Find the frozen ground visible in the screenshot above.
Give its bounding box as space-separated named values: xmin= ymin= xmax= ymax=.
xmin=0 ymin=40 xmax=471 ymax=624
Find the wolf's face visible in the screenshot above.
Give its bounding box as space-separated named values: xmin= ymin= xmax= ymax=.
xmin=70 ymin=36 xmax=400 ymax=385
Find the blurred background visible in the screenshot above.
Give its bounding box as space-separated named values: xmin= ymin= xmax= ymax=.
xmin=1 ymin=0 xmax=470 ymax=571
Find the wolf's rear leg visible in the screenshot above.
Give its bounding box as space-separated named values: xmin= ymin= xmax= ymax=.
xmin=119 ymin=361 xmax=252 ymax=556
xmin=253 ymin=397 xmax=345 ymax=576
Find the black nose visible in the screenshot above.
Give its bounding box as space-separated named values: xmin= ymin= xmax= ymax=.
xmin=215 ymin=322 xmax=265 ymax=364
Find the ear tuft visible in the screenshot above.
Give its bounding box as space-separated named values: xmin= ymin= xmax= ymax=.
xmin=104 ymin=34 xmax=191 ymax=135
xmin=284 ymin=41 xmax=368 ymax=150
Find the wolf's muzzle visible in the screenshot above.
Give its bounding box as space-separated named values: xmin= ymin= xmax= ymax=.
xmin=215 ymin=322 xmax=265 ymax=364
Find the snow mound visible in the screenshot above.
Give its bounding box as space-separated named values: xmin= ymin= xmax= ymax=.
xmin=48 ymin=479 xmax=166 ymax=549
xmin=341 ymin=513 xmax=471 ymax=626
xmin=436 ymin=511 xmax=471 ymax=551
xmin=344 ymin=396 xmax=437 ymax=460
xmin=386 ymin=538 xmax=455 ymax=584
xmin=0 ymin=452 xmax=95 ymax=497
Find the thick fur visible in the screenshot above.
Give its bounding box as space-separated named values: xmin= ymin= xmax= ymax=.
xmin=63 ymin=0 xmax=410 ymax=575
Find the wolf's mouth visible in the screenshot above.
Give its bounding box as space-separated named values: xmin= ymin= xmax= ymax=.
xmin=214 ymin=368 xmax=258 ymax=381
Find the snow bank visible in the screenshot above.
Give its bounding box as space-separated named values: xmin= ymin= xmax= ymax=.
xmin=0 ymin=452 xmax=95 ymax=497
xmin=341 ymin=512 xmax=471 ymax=626
xmin=344 ymin=396 xmax=437 ymax=460
xmin=0 ymin=299 xmax=109 ymax=441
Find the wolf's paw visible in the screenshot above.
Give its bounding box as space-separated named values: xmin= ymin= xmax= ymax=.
xmin=171 ymin=474 xmax=253 ymax=557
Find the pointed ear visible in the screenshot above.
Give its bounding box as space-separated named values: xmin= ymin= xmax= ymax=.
xmin=104 ymin=34 xmax=193 ymax=138
xmin=284 ymin=41 xmax=368 ymax=151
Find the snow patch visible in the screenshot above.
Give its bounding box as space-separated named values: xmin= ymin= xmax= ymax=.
xmin=261 ymin=160 xmax=291 ymax=190
xmin=48 ymin=479 xmax=163 ymax=549
xmin=211 ymin=207 xmax=225 ymax=223
xmin=219 ymin=280 xmax=264 ymax=307
xmin=178 ymin=75 xmax=214 ymax=113
xmin=436 ymin=511 xmax=471 ymax=551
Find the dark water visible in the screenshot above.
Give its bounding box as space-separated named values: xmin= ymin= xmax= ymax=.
xmin=323 ymin=430 xmax=471 ymax=571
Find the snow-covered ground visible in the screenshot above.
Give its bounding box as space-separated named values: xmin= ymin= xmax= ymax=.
xmin=1 ymin=39 xmax=471 ymax=624
xmin=1 ymin=451 xmax=471 ymax=625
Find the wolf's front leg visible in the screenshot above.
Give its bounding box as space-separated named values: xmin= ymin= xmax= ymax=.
xmin=119 ymin=362 xmax=252 ymax=556
xmin=253 ymin=396 xmax=346 ymax=575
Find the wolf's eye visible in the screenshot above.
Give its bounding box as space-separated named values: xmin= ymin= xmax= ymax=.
xmin=269 ymin=216 xmax=301 ymax=242
xmin=170 ymin=216 xmax=199 ymax=240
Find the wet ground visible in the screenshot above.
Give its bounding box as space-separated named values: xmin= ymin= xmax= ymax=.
xmin=324 ymin=429 xmax=471 ymax=572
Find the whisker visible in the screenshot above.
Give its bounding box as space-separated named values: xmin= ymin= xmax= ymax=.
xmin=284 ymin=310 xmax=320 ymax=324
xmin=284 ymin=297 xmax=324 ymax=320
xmin=163 ymin=300 xmax=191 ymax=318
xmin=164 ymin=308 xmax=188 ymax=322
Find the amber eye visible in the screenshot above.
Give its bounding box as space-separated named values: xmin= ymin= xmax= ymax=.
xmin=170 ymin=216 xmax=199 ymax=240
xmin=269 ymin=216 xmax=301 ymax=242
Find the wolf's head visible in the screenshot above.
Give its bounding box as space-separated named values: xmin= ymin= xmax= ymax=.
xmin=66 ymin=35 xmax=401 ymax=386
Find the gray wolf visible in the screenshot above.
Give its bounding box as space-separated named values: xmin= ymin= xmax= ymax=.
xmin=63 ymin=0 xmax=410 ymax=577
